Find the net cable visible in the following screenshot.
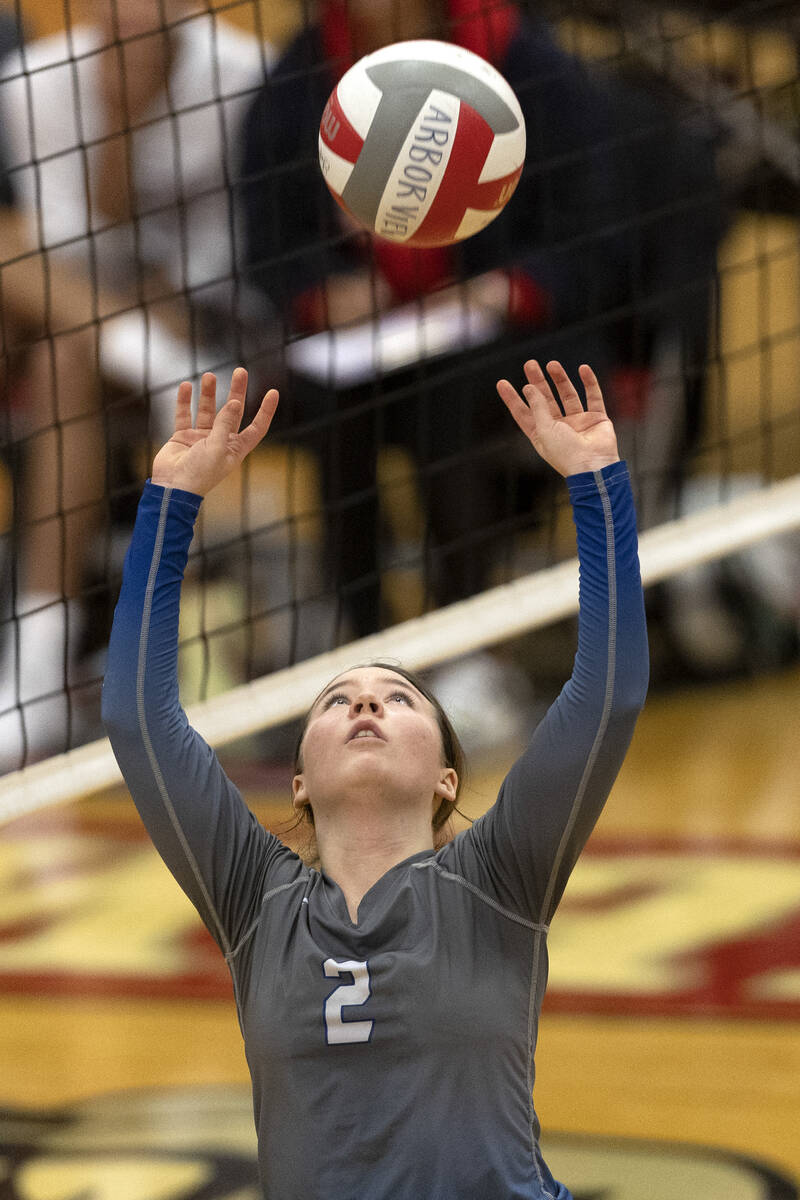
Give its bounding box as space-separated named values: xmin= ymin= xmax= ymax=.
xmin=2 ymin=470 xmax=799 ymax=824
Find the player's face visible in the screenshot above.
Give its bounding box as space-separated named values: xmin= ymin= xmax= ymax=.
xmin=294 ymin=667 xmax=456 ymax=816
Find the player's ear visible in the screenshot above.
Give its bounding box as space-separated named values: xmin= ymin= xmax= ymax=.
xmin=433 ymin=767 xmax=458 ymax=805
xmin=292 ymin=773 xmax=309 ymax=813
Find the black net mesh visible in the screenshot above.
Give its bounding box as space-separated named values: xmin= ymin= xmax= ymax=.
xmin=1 ymin=0 xmax=799 ymax=772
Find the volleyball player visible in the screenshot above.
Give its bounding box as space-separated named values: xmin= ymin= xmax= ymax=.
xmin=102 ymin=359 xmax=649 ymax=1199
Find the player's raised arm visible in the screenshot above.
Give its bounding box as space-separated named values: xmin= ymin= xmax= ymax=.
xmin=102 ymin=370 xmax=299 ymax=955
xmin=447 ymin=360 xmax=648 ymax=925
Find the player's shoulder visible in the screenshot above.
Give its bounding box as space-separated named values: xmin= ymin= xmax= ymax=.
xmin=268 ymin=836 xmax=312 ymax=880
xmin=426 ymin=823 xmax=495 ymax=888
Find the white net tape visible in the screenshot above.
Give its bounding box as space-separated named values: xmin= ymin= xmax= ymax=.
xmin=2 ymin=472 xmax=800 ymax=824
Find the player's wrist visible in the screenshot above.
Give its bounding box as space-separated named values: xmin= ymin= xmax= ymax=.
xmin=150 ymin=469 xmax=206 ymax=495
xmin=148 ymin=475 xmax=205 ymax=501
xmin=564 ymin=454 xmax=621 ymax=478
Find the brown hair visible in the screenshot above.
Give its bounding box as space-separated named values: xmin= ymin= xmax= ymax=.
xmin=290 ymin=661 xmax=467 ymax=865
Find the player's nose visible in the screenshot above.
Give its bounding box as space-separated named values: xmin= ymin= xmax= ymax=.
xmin=352 ymin=691 xmax=383 ymax=715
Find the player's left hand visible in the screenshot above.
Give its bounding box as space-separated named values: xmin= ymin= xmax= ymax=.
xmin=151 ymin=368 xmax=279 ymax=496
xmin=496 ymin=359 xmax=620 ymax=478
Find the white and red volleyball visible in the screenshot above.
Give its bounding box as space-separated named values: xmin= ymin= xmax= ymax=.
xmin=318 ymin=39 xmax=526 ymax=248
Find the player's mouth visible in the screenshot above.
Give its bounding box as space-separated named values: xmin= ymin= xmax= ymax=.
xmin=347 ymin=720 xmax=385 ymax=743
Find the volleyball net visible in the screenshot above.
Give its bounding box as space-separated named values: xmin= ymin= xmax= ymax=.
xmin=1 ymin=0 xmax=800 ymax=820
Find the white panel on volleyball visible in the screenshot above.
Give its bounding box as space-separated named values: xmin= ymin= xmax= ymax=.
xmin=374 ymin=89 xmax=460 ymax=242
xmin=478 ymin=126 xmax=525 ymax=182
xmin=452 ymin=207 xmax=503 ymax=241
xmin=318 ymin=135 xmax=355 ymax=197
xmin=336 ymin=62 xmax=382 ymax=139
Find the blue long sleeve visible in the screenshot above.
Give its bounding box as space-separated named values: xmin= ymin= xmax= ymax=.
xmin=102 ymin=482 xmax=303 ymax=960
xmin=443 ymin=462 xmax=649 ymax=925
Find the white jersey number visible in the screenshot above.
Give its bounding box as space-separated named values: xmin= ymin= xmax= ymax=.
xmin=323 ymin=958 xmax=373 ymax=1045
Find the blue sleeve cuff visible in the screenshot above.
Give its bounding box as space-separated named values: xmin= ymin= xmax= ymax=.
xmin=566 ymin=460 xmax=630 ymax=499
xmin=144 ymin=478 xmax=204 ymax=513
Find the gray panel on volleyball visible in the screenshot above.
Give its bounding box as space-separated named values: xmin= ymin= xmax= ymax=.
xmin=341 ymin=60 xmax=521 ymax=228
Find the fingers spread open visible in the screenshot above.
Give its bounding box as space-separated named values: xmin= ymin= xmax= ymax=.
xmin=210 ymin=367 xmax=251 ymax=442
xmin=496 ymin=378 xmax=533 ymax=431
xmin=174 ymin=381 xmax=193 ymax=432
xmin=238 ymin=388 xmax=280 ymax=455
xmin=523 ymin=359 xmax=548 ymax=390
xmin=523 ymin=359 xmax=561 ymax=420
xmin=211 ymin=393 xmax=246 ymax=444
xmin=546 ymin=360 xmax=584 ymax=415
xmin=228 ymin=366 xmax=248 ymax=405
xmin=578 ymin=363 xmax=606 ymax=413
xmin=196 ymin=373 xmax=218 ymax=429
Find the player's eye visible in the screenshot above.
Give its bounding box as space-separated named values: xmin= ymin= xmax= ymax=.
xmin=389 ymin=691 xmax=413 ymax=705
xmin=324 ymin=692 xmax=349 ymax=708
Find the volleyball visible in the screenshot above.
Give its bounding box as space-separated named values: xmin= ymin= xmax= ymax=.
xmin=318 ymin=39 xmax=526 ymax=248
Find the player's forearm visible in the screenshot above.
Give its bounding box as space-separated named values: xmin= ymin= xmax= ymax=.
xmin=526 ymin=462 xmax=648 ymax=771
xmin=567 ymin=462 xmax=648 ymax=716
xmin=102 ymin=482 xmax=200 ymax=747
xmin=102 ymin=481 xmax=271 ymax=952
xmin=506 ymin=463 xmax=647 ymax=921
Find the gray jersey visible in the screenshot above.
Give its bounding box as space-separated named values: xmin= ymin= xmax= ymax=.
xmin=103 ymin=463 xmax=648 ymax=1199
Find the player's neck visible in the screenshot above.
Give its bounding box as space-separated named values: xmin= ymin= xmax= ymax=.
xmin=316 ymin=811 xmax=434 ymax=923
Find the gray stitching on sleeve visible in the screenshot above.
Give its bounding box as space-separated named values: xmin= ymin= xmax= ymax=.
xmin=136 ymin=488 xmax=232 ymax=958
xmin=539 ymin=470 xmax=618 ymax=924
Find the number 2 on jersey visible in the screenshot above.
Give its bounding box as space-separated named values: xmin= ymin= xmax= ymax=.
xmin=323 ymin=958 xmax=373 ymax=1045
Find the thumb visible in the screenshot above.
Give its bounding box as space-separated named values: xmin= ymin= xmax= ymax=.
xmin=210 ymin=393 xmax=245 ymax=445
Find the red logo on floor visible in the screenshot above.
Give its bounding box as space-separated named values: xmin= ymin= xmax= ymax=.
xmin=1 ymin=811 xmax=799 ymax=1018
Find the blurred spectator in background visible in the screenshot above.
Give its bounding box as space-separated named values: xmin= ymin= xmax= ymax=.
xmin=240 ymin=0 xmax=728 ymax=745
xmin=0 ymin=3 xmax=18 ymax=78
xmin=0 ymin=0 xmax=273 ymax=770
